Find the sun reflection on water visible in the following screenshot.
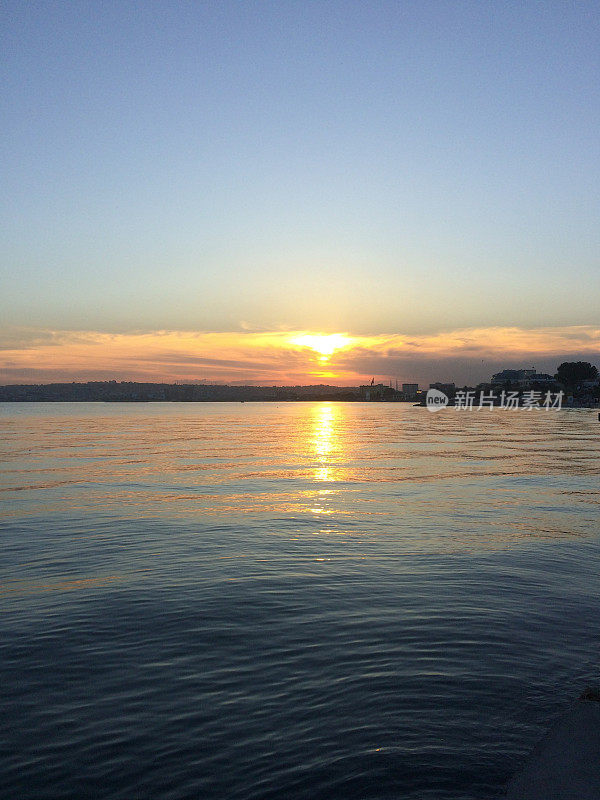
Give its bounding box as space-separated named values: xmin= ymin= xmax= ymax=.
xmin=311 ymin=403 xmax=339 ymax=482
xmin=305 ymin=403 xmax=345 ymax=517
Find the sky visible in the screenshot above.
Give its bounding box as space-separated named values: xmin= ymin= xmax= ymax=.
xmin=1 ymin=0 xmax=599 ymax=385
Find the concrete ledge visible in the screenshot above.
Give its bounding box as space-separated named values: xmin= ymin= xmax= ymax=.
xmin=505 ymin=691 xmax=600 ymax=799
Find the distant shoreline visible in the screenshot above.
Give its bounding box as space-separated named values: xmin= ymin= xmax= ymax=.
xmin=1 ymin=382 xmax=598 ymax=409
xmin=0 ymin=381 xmax=366 ymax=403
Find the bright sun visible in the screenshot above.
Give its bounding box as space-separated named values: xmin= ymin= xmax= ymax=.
xmin=290 ymin=333 xmax=352 ymax=361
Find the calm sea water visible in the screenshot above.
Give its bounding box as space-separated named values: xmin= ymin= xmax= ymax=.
xmin=1 ymin=402 xmax=599 ymax=799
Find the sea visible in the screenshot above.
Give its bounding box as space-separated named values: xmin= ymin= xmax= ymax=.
xmin=1 ymin=401 xmax=599 ymax=799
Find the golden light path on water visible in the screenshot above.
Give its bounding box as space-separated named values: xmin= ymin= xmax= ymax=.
xmin=1 ymin=402 xmax=599 ymax=553
xmin=309 ymin=403 xmax=339 ymax=515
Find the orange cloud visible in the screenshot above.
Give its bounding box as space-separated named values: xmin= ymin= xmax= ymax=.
xmin=1 ymin=325 xmax=599 ymax=385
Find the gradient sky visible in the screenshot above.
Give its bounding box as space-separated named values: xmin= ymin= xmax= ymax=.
xmin=1 ymin=1 xmax=599 ymax=384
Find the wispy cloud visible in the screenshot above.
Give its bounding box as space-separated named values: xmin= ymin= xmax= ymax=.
xmin=0 ymin=326 xmax=598 ymax=385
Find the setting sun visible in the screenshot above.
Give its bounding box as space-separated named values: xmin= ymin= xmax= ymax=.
xmin=289 ymin=333 xmax=353 ymax=361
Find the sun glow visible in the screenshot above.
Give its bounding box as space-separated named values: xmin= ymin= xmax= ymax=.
xmin=289 ymin=333 xmax=353 ymax=361
xmin=5 ymin=325 xmax=600 ymax=386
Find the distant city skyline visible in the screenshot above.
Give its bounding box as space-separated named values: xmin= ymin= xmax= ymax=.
xmin=2 ymin=2 xmax=599 ymax=384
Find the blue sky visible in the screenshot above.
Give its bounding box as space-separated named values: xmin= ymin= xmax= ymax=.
xmin=1 ymin=1 xmax=599 ymax=382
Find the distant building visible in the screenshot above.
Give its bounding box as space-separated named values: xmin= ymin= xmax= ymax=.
xmin=429 ymin=382 xmax=455 ymax=393
xmin=491 ymin=369 xmax=554 ymax=386
xmin=402 ymin=383 xmax=419 ymax=399
xmin=360 ymin=383 xmax=386 ymax=400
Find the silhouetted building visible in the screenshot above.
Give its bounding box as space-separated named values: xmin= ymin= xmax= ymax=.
xmin=491 ymin=369 xmax=554 ymax=386
xmin=360 ymin=383 xmax=387 ymax=400
xmin=429 ymin=382 xmax=455 ymax=393
xmin=402 ymin=383 xmax=419 ymax=399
